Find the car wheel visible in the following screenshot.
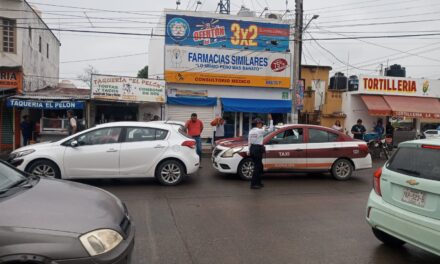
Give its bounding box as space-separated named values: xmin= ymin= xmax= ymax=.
xmin=156 ymin=160 xmax=185 ymax=186
xmin=331 ymin=158 xmax=353 ymax=180
xmin=27 ymin=160 xmax=61 ymax=179
xmin=238 ymin=158 xmax=254 ymax=181
xmin=372 ymin=228 xmax=406 ymax=247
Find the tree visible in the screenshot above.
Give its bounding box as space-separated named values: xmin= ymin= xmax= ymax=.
xmin=77 ymin=65 xmax=99 ymax=87
xmin=137 ymin=65 xmax=148 ymax=79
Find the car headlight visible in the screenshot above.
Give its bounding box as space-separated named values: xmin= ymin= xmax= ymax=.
xmin=11 ymin=149 xmax=35 ymax=159
xmin=79 ymin=229 xmax=123 ymax=256
xmin=221 ymin=147 xmax=243 ymax=158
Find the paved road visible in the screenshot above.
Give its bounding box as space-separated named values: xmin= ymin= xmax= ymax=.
xmin=80 ymin=159 xmax=439 ymax=264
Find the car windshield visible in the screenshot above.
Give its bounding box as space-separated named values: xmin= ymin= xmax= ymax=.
xmin=0 ymin=162 xmax=27 ymax=192
xmin=387 ymin=146 xmax=440 ymax=181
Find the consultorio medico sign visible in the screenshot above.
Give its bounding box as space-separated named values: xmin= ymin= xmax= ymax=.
xmin=91 ymin=75 xmax=166 ymax=103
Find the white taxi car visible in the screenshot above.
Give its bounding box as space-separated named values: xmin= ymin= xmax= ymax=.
xmin=8 ymin=122 xmax=199 ymax=185
xmin=212 ymin=124 xmax=372 ymax=180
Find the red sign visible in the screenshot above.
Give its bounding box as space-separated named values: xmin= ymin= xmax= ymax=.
xmin=271 ymin=58 xmax=288 ymax=72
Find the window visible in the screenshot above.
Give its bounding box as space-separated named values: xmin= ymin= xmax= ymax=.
xmin=38 ymin=36 xmax=41 ymax=52
xmin=46 ymin=43 xmax=49 ymax=58
xmin=269 ymin=128 xmax=304 ymax=144
xmin=125 ymin=127 xmax=168 ymax=142
xmin=308 ymin=129 xmax=339 ymax=143
xmin=28 ymin=26 xmax=32 ymax=40
xmin=2 ymin=19 xmax=16 ymax=53
xmin=387 ymin=147 xmax=440 ymax=181
xmin=75 ymin=127 xmax=122 ymax=146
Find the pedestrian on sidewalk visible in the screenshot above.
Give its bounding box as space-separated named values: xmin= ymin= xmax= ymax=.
xmin=211 ymin=115 xmax=225 ymax=142
xmin=351 ymin=119 xmax=366 ymax=140
xmin=185 ymin=113 xmax=204 ymax=165
xmin=20 ymin=115 xmax=33 ymax=146
xmin=248 ymin=114 xmax=274 ymax=189
xmin=67 ymin=110 xmax=78 ymax=136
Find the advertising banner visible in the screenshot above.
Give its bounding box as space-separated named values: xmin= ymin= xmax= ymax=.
xmin=358 ymin=75 xmax=440 ymax=98
xmin=0 ymin=69 xmax=22 ymax=93
xmin=165 ymin=14 xmax=290 ymax=52
xmin=91 ymin=75 xmax=166 ymax=103
xmin=7 ymin=99 xmax=84 ymax=109
xmin=164 ymin=45 xmax=291 ymax=88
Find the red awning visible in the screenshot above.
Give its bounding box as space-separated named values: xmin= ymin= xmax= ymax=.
xmin=383 ymin=96 xmax=440 ymax=119
xmin=361 ymin=95 xmax=392 ymax=116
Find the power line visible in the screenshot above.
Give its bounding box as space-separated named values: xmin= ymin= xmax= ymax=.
xmin=61 ymin=52 xmax=148 ymax=63
xmin=315 ymin=18 xmax=440 ymax=29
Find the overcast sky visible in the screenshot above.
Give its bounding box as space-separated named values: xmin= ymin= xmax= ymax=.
xmin=30 ymin=0 xmax=440 ymax=87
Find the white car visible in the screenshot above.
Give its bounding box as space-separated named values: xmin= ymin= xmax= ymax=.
xmin=8 ymin=121 xmax=199 ymax=185
xmin=423 ymin=129 xmax=440 ymax=139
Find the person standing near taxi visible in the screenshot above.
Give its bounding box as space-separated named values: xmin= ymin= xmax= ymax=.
xmin=248 ymin=114 xmax=274 ymax=189
xmin=185 ymin=113 xmax=204 ymax=164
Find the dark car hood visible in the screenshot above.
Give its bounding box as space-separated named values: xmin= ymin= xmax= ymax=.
xmin=0 ymin=177 xmax=125 ymax=234
xmin=216 ymin=136 xmax=248 ymax=148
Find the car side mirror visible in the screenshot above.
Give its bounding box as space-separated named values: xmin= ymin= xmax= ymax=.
xmin=70 ymin=140 xmax=78 ymax=148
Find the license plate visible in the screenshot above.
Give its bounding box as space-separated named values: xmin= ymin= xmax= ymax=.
xmin=402 ymin=188 xmax=426 ymax=207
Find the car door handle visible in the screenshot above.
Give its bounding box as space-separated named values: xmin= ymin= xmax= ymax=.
xmin=333 ymin=147 xmax=341 ymax=151
xmin=106 ymin=148 xmax=118 ymax=152
xmin=154 ymin=145 xmax=166 ymax=149
xmin=295 ymin=149 xmax=304 ymax=152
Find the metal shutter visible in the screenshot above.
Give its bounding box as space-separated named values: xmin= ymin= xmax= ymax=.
xmin=1 ymin=105 xmax=13 ymax=144
xmin=166 ymin=105 xmax=215 ymax=138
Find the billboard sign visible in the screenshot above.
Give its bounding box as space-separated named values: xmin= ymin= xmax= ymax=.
xmin=165 ymin=14 xmax=290 ymax=52
xmin=358 ymin=75 xmax=440 ymax=98
xmin=91 ymin=75 xmax=166 ymax=103
xmin=164 ymin=45 xmax=291 ymax=88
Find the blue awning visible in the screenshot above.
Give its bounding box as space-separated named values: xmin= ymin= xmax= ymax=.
xmin=221 ymin=98 xmax=291 ymax=113
xmin=7 ymin=98 xmax=85 ymax=109
xmin=167 ymin=96 xmax=217 ymax=106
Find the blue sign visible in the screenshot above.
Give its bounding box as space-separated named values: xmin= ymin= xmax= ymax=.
xmin=7 ymin=99 xmax=85 ymax=110
xmin=165 ymin=14 xmax=290 ymax=52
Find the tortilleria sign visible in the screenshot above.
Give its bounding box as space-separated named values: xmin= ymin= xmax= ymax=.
xmin=359 ymin=75 xmax=440 ymax=98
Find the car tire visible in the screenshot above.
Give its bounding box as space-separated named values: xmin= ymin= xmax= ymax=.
xmin=238 ymin=158 xmax=254 ymax=181
xmin=331 ymin=158 xmax=353 ymax=180
xmin=155 ymin=160 xmax=186 ymax=186
xmin=27 ymin=160 xmax=61 ymax=179
xmin=372 ymin=228 xmax=406 ymax=247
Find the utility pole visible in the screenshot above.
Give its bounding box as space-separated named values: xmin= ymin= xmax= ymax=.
xmin=291 ymin=0 xmax=303 ymax=123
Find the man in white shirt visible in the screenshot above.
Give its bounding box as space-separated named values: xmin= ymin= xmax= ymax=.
xmin=67 ymin=110 xmax=77 ymax=136
xmin=248 ymin=114 xmax=274 ymax=189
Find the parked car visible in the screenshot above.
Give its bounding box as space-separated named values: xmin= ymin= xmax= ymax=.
xmin=0 ymin=160 xmax=134 ymax=262
xmin=423 ymin=129 xmax=440 ymax=139
xmin=366 ymin=139 xmax=440 ymax=256
xmin=8 ymin=121 xmax=199 ymax=186
xmin=212 ymin=124 xmax=372 ymax=180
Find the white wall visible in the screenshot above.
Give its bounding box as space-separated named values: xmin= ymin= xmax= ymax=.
xmin=341 ymin=92 xmax=378 ymax=136
xmin=138 ymin=103 xmax=162 ymax=121
xmin=0 ymin=0 xmax=60 ymax=92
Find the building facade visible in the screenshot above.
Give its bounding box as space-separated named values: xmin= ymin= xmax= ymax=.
xmin=150 ymin=10 xmax=292 ymax=140
xmin=1 ymin=0 xmax=60 ymax=150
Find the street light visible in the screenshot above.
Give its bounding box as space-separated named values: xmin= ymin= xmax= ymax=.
xmin=176 ymin=0 xmax=181 ymax=9
xmin=259 ymin=7 xmax=269 ymax=17
xmin=195 ymin=1 xmax=202 ymax=11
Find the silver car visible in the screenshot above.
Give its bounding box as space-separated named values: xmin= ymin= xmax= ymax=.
xmin=0 ymin=160 xmax=134 ymax=263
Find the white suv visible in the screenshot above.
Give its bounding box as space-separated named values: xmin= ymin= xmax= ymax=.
xmin=8 ymin=121 xmax=199 ymax=185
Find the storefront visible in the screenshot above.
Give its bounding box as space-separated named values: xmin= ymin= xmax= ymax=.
xmin=0 ymin=67 xmax=23 ymax=151
xmin=342 ymin=75 xmax=440 ymax=145
xmin=165 ymin=85 xmax=291 ymax=139
xmin=6 ymin=95 xmax=87 ymax=144
xmin=90 ymin=74 xmax=166 ymax=126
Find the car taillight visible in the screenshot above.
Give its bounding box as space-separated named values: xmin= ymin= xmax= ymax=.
xmin=182 ymin=140 xmax=196 ymax=149
xmin=373 ymin=167 xmax=382 ymax=196
xmin=422 ymin=144 xmax=440 ymax=150
xmin=359 ymin=144 xmax=369 ymax=154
